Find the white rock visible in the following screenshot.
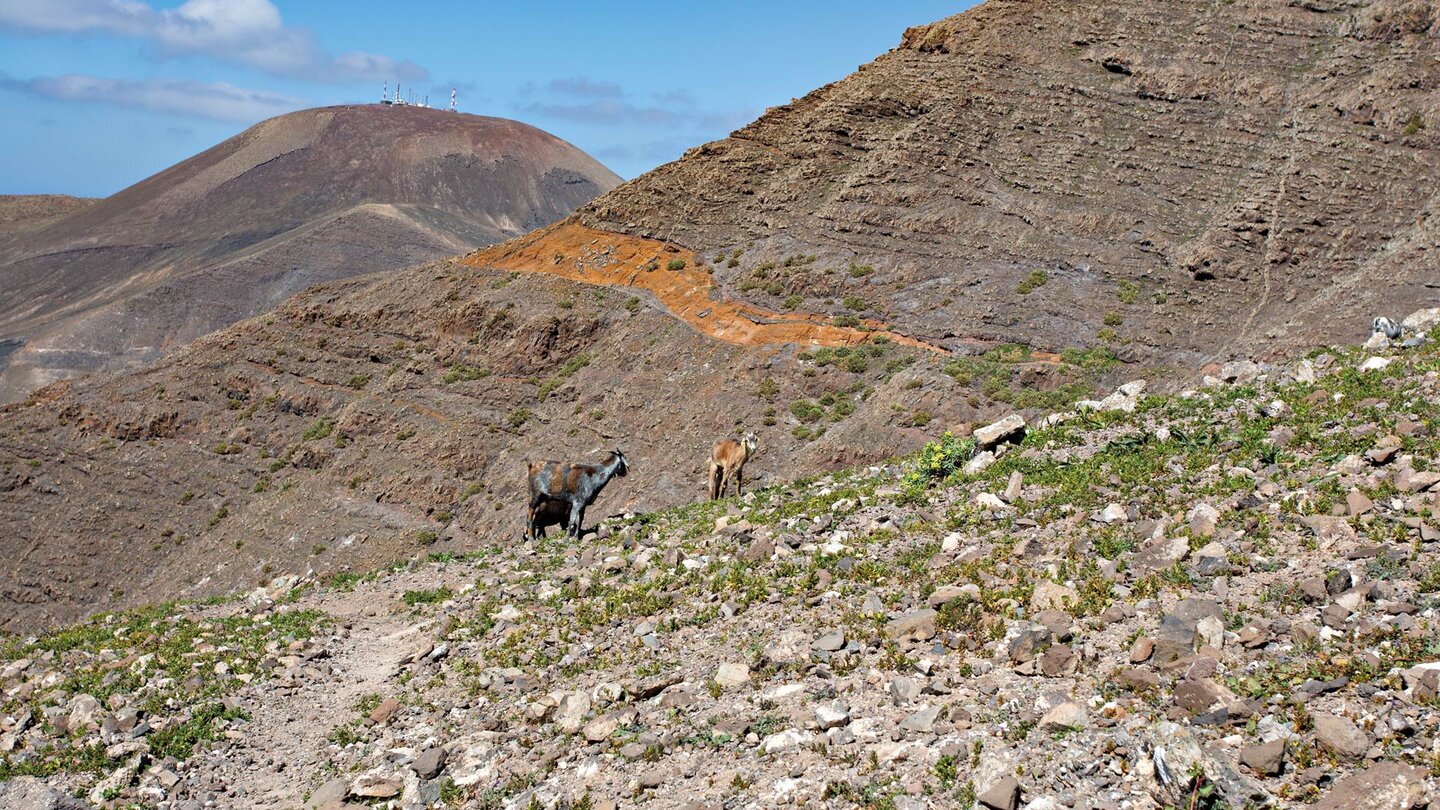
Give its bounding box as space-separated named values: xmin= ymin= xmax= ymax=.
xmin=1098 ymin=503 xmax=1128 ymax=523
xmin=715 ymin=662 xmax=750 ymax=687
xmin=1359 ymin=356 xmax=1392 ymax=372
xmin=973 ymin=414 xmax=1026 ymax=448
xmin=815 ymin=703 xmax=851 ymax=730
xmin=963 ymin=450 xmax=996 ymax=475
xmin=1195 ymin=615 xmax=1225 ymax=650
xmin=760 ymin=728 xmax=814 ymax=754
xmin=1403 ymin=308 xmax=1440 ymax=332
xmin=973 ymin=492 xmax=1010 ymax=510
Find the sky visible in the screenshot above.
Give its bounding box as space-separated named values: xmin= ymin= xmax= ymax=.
xmin=0 ymin=0 xmax=975 ymax=198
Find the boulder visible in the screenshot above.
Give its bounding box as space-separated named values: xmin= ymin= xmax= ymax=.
xmin=1401 ymin=307 xmax=1440 ymax=334
xmin=886 ymin=609 xmax=938 ymax=642
xmin=1037 ymin=701 xmax=1087 ymax=732
xmin=974 ymin=414 xmax=1026 ymax=449
xmin=554 ymin=691 xmax=591 ymax=733
xmin=977 ymin=776 xmax=1021 ymax=810
xmin=1220 ymin=360 xmax=1261 ymax=383
xmin=1311 ymin=712 xmax=1368 ymax=759
xmin=1313 ymin=761 xmax=1428 ymax=809
xmin=714 ymin=662 xmax=750 ymax=688
xmin=1239 ymin=739 xmax=1285 ymax=776
xmin=815 ymin=703 xmax=851 ymax=730
xmin=1030 ymin=581 xmax=1077 ymax=612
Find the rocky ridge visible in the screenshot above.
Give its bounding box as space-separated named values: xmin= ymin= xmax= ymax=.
xmin=579 ymin=0 xmax=1440 ymax=367
xmin=3 ymin=320 xmax=1440 ymax=808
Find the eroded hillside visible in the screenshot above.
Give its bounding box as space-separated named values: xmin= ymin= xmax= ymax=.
xmin=0 ymin=253 xmax=1120 ymax=633
xmin=580 ymin=0 xmax=1440 ymax=367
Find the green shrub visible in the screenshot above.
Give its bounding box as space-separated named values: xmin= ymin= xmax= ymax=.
xmin=666 ymin=258 xmax=687 ymax=272
xmin=842 ymin=295 xmax=867 ymax=311
xmin=506 ymin=408 xmax=531 ymax=428
xmin=302 ymin=417 xmax=336 ymax=441
xmin=403 ymin=586 xmax=451 ymax=606
xmin=1103 ymin=311 xmax=1123 ymax=326
xmin=1116 ymin=281 xmax=1139 ymax=304
xmin=899 ymin=432 xmax=975 ymax=498
xmin=442 ymin=365 xmax=490 ymax=384
xmin=346 ymin=374 xmax=371 ymax=389
xmin=1016 ymin=269 xmax=1048 ymax=294
xmin=757 ymin=377 xmax=779 ymax=402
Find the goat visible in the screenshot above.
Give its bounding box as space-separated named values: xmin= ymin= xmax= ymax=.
xmin=527 ymin=499 xmax=571 ymax=540
xmin=1373 ymin=316 xmax=1402 ymax=341
xmin=526 ymin=449 xmax=628 ymax=541
xmin=709 ymin=432 xmax=758 ymax=500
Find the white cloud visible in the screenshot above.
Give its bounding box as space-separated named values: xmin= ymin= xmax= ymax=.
xmin=547 ymin=77 xmax=623 ymax=98
xmin=0 ymin=0 xmax=426 ymax=82
xmin=9 ymin=74 xmax=305 ymax=121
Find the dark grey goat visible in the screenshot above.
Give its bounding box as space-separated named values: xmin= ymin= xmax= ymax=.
xmin=526 ymin=450 xmax=629 ymax=541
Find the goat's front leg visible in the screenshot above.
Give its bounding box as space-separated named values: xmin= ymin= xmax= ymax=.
xmin=735 ymin=467 xmax=743 ymax=497
xmin=569 ymin=502 xmax=586 ymax=541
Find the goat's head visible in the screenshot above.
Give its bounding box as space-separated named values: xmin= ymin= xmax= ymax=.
xmin=742 ymin=432 xmax=758 ymax=454
xmin=611 ymin=449 xmax=629 ymax=477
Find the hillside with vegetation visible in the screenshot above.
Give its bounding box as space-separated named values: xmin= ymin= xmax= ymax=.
xmin=3 ymin=326 xmax=1438 ymax=808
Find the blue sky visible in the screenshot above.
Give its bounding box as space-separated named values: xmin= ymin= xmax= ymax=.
xmin=0 ymin=1 xmax=974 ymax=197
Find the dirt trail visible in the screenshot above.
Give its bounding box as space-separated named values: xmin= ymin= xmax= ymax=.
xmin=198 ymin=586 xmax=435 ymax=808
xmin=460 ymin=220 xmax=948 ymax=353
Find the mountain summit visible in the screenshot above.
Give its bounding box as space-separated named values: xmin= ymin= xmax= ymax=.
xmin=0 ymin=104 xmax=621 ymax=401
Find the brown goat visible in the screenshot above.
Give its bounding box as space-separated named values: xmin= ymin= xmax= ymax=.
xmin=708 ymin=432 xmax=757 ymax=499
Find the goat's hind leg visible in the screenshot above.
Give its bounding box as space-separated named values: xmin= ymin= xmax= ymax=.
xmin=526 ymin=494 xmax=546 ymax=542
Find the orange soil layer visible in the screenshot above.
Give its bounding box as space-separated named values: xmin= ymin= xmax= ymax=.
xmin=460 ymin=220 xmax=946 ymax=353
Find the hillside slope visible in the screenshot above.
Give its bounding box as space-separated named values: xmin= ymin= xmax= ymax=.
xmin=0 ymin=195 xmax=98 ymax=241
xmin=581 ymin=0 xmax=1440 ymax=366
xmin=3 ymin=332 xmax=1438 ymax=808
xmin=0 ymin=105 xmax=621 ymax=402
xmin=0 ymin=253 xmax=1079 ymax=633
xmin=4 ymin=0 xmax=1439 ymax=634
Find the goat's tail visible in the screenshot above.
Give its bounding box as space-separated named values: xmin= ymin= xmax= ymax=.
xmin=708 ymin=462 xmax=722 ymax=500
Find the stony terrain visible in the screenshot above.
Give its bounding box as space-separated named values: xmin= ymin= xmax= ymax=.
xmin=4 ymin=316 xmax=1440 ymax=809
xmin=0 ymin=105 xmax=620 ymax=402
xmin=581 ymin=0 xmax=1440 ymax=367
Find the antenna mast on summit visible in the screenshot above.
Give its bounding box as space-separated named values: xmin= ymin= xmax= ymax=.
xmin=449 ymin=88 xmax=457 ymax=112
xmin=381 ymin=81 xmax=388 ymax=103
